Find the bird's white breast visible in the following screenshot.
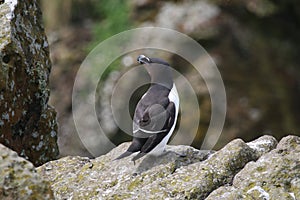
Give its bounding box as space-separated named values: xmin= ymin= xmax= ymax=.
xmin=168 ymin=83 xmax=180 ymax=117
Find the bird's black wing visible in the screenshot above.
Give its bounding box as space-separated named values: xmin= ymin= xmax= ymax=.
xmin=133 ymin=85 xmax=171 ymax=137
xmin=132 ymin=101 xmax=176 ymax=161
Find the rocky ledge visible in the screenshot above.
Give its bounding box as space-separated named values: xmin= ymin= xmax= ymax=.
xmin=1 ymin=135 xmax=299 ymax=199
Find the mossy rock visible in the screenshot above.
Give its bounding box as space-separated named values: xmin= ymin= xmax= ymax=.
xmin=0 ymin=144 xmax=54 ymax=199
xmin=37 ymin=135 xmax=279 ymax=199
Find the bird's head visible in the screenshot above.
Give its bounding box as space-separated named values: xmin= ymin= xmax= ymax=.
xmin=137 ymin=55 xmax=170 ymax=66
xmin=137 ymin=54 xmax=173 ymax=88
xmin=137 ymin=54 xmax=151 ymax=64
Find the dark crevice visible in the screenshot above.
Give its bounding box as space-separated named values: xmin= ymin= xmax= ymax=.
xmin=2 ymin=55 xmax=10 ymax=64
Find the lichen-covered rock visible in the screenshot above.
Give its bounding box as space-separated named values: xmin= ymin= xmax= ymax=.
xmin=246 ymin=134 xmax=278 ymax=158
xmin=0 ymin=144 xmax=54 ymax=199
xmin=37 ymin=144 xmax=212 ymax=199
xmin=0 ymin=0 xmax=59 ymax=166
xmin=206 ymin=135 xmax=300 ymax=200
xmin=37 ymin=135 xmax=277 ymax=199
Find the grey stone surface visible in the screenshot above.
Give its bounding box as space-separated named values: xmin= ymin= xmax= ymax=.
xmin=37 ymin=144 xmax=213 ymax=199
xmin=37 ymin=135 xmax=280 ymax=199
xmin=0 ymin=0 xmax=58 ymax=166
xmin=206 ymin=135 xmax=300 ymax=200
xmin=0 ymin=144 xmax=54 ymax=200
xmin=246 ymin=134 xmax=278 ymax=158
xmin=0 ymin=133 xmax=292 ymax=199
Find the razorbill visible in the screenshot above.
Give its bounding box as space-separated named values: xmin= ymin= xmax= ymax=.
xmin=115 ymin=55 xmax=179 ymax=162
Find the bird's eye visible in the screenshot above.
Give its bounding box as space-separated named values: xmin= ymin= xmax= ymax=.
xmin=137 ymin=55 xmax=150 ymax=64
xmin=142 ymin=114 xmax=150 ymax=122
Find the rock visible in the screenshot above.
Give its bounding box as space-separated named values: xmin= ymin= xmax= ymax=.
xmin=206 ymin=135 xmax=300 ymax=200
xmin=37 ymin=135 xmax=277 ymax=199
xmin=0 ymin=144 xmax=54 ymax=199
xmin=37 ymin=144 xmax=213 ymax=199
xmin=0 ymin=0 xmax=59 ymax=166
xmin=142 ymin=1 xmax=220 ymax=39
xmin=246 ymin=135 xmax=278 ymax=158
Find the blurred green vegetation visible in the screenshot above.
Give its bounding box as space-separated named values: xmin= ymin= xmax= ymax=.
xmin=85 ymin=0 xmax=132 ymax=79
xmin=88 ymin=0 xmax=132 ymax=50
xmin=41 ymin=0 xmax=132 ymax=47
xmin=41 ymin=0 xmax=132 ymax=81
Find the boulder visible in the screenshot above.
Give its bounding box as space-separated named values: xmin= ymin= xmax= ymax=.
xmin=0 ymin=0 xmax=58 ymax=166
xmin=206 ymin=135 xmax=300 ymax=200
xmin=0 ymin=144 xmax=54 ymax=200
xmin=37 ymin=135 xmax=278 ymax=199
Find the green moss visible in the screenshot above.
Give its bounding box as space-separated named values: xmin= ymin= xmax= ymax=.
xmin=109 ymin=179 xmax=118 ymax=187
xmin=256 ymin=165 xmax=266 ymax=172
xmin=109 ymin=193 xmax=132 ymax=200
xmin=183 ymin=175 xmax=192 ymax=182
xmin=150 ymin=187 xmax=161 ymax=195
xmin=243 ymin=182 xmax=257 ymax=192
xmin=127 ymin=177 xmax=144 ymax=191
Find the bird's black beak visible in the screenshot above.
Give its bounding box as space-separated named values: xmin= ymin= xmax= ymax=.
xmin=137 ymin=55 xmax=151 ymax=64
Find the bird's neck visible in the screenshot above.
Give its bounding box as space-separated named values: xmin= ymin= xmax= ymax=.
xmin=145 ymin=64 xmax=173 ymax=90
xmin=150 ymin=76 xmax=173 ymax=90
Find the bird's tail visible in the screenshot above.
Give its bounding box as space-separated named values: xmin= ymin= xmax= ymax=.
xmin=114 ymin=151 xmax=133 ymax=160
xmin=131 ymin=152 xmax=146 ymax=162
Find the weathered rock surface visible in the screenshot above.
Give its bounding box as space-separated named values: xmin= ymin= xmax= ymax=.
xmin=37 ymin=136 xmax=294 ymax=199
xmin=206 ymin=135 xmax=300 ymax=200
xmin=142 ymin=0 xmax=220 ymax=39
xmin=0 ymin=144 xmax=54 ymax=199
xmin=0 ymin=135 xmax=295 ymax=199
xmin=0 ymin=0 xmax=58 ymax=166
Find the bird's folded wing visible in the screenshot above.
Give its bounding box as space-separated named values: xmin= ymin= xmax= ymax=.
xmin=130 ymin=102 xmax=176 ymax=162
xmin=133 ymin=97 xmax=176 ymax=138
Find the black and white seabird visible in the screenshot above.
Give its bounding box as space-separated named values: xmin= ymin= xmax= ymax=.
xmin=115 ymin=55 xmax=179 ymax=162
